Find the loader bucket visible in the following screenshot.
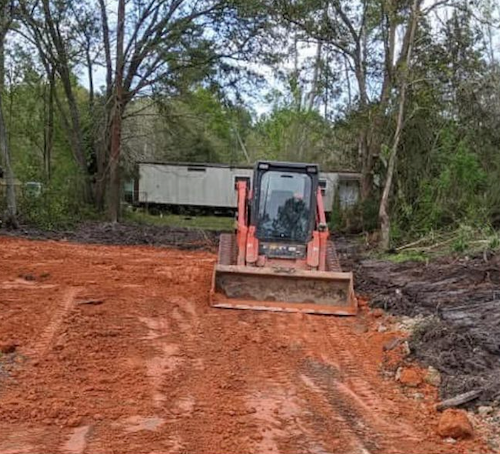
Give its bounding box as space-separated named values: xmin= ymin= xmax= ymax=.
xmin=210 ymin=265 xmax=357 ymax=315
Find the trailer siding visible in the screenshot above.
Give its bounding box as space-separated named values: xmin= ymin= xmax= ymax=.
xmin=136 ymin=163 xmax=359 ymax=212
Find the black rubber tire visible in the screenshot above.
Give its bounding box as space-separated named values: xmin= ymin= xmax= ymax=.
xmin=326 ymin=241 xmax=342 ymax=272
xmin=218 ymin=233 xmax=237 ymax=265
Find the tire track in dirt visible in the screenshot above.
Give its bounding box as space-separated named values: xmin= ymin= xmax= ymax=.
xmin=139 ymin=315 xmax=183 ymax=407
xmin=317 ymin=318 xmax=422 ymax=443
xmin=62 ymin=426 xmax=91 ymax=454
xmin=0 ymin=279 xmax=56 ymax=290
xmin=150 ymin=294 xmax=257 ymax=454
xmin=245 ymin=312 xmax=375 ymax=454
xmin=297 ymin=372 xmax=372 ymax=454
xmin=79 ymin=258 xmax=204 ymax=454
xmin=239 ymin=314 xmax=306 ymax=453
xmin=265 ymin=312 xmax=450 ymax=454
xmin=0 ymin=426 xmax=64 ymax=454
xmin=22 ymin=287 xmax=80 ymax=358
xmin=294 ymin=315 xmax=435 ymax=454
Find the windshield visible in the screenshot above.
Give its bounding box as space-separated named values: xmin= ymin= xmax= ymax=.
xmin=256 ymin=171 xmax=312 ymax=242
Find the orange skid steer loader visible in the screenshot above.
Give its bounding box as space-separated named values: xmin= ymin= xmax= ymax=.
xmin=210 ymin=161 xmax=357 ymax=315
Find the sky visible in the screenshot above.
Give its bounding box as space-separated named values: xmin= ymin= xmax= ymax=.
xmin=76 ymin=0 xmax=500 ymax=119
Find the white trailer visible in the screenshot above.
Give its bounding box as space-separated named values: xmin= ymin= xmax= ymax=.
xmin=134 ymin=162 xmax=360 ymax=212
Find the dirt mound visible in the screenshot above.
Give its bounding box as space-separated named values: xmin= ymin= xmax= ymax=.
xmin=411 ymin=319 xmax=500 ymax=404
xmin=1 ymin=221 xmax=220 ymax=250
xmin=356 ymin=254 xmax=500 ymax=407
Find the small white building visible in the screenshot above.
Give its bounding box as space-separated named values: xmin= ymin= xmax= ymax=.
xmin=134 ymin=161 xmax=360 ymax=213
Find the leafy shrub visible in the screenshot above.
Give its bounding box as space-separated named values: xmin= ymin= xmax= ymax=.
xmin=18 ymin=183 xmax=98 ymax=230
xmin=396 ymin=126 xmax=488 ymax=242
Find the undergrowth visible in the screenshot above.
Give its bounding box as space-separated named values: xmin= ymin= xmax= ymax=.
xmin=379 ymin=223 xmax=500 ymax=262
xmin=16 ymin=184 xmax=101 ymax=230
xmin=125 ymin=209 xmax=234 ymax=231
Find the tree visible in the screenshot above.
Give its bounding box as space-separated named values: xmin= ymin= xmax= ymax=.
xmin=121 ymin=89 xmax=253 ymax=168
xmin=378 ymin=0 xmax=421 ymax=250
xmin=58 ymin=0 xmax=269 ymax=220
xmin=106 ymin=0 xmax=125 ymax=222
xmin=274 ymin=0 xmax=390 ymax=199
xmin=96 ymin=0 xmax=269 ymax=221
xmin=0 ymin=0 xmax=17 ymax=228
xmin=273 ymin=0 xmax=458 ymax=202
xmin=17 ymin=0 xmax=270 ymax=220
xmin=388 ymin=4 xmax=499 ymax=240
xmin=19 ymin=0 xmax=96 ymax=202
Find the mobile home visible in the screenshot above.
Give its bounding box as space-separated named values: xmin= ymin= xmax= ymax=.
xmin=134 ymin=162 xmax=360 ymax=213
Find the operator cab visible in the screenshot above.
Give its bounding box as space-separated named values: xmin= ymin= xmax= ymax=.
xmin=252 ymin=161 xmax=319 ymax=259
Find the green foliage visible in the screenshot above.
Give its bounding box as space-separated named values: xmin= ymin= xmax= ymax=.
xmin=123 ymin=88 xmax=252 ymax=167
xmin=361 ymin=199 xmax=380 ymax=232
xmin=328 ymin=197 xmax=379 ymax=234
xmin=124 ymin=84 xmax=353 ymax=171
xmin=396 ymin=123 xmax=488 ymax=241
xmin=376 ymin=222 xmax=500 ymax=259
xmin=488 ymin=235 xmax=500 ymax=250
xmin=329 ymin=190 xmax=342 ymax=232
xmin=19 ymin=183 xmax=99 ymax=230
xmin=385 ymin=7 xmax=500 ymax=246
xmin=247 ymin=107 xmax=333 ymax=163
xmin=1 ymin=0 xmax=499 ymax=244
xmin=451 ymin=236 xmax=468 ymax=253
xmin=448 ymin=223 xmax=500 ymax=255
xmin=434 ymin=136 xmax=485 ymax=223
xmin=384 ymin=250 xmax=428 ymax=263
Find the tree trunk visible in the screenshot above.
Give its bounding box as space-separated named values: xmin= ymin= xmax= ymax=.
xmin=359 ymin=128 xmax=373 ymax=201
xmin=361 ymin=109 xmax=389 ymax=202
xmin=108 ymin=105 xmax=123 ymax=222
xmin=0 ymin=92 xmax=17 ymax=228
xmin=107 ymin=0 xmax=125 ymax=222
xmin=94 ymin=0 xmax=113 ymax=212
xmin=352 ymin=48 xmax=374 ymax=202
xmin=379 ymin=0 xmax=420 ymax=250
xmin=40 ymin=0 xmax=93 ymax=203
xmin=94 ymin=118 xmax=109 ymax=211
xmin=59 ymin=67 xmax=93 ymax=203
xmin=0 ymin=2 xmax=17 ymax=228
xmin=358 ymin=3 xmax=399 ymax=204
xmin=306 ymin=40 xmax=322 ymax=111
xmin=43 ymin=67 xmax=55 ymax=180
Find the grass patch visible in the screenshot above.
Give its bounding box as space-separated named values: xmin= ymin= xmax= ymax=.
xmin=382 ymin=250 xmax=429 ymax=263
xmin=383 ymin=224 xmax=500 ymax=261
xmin=125 ymin=209 xmax=234 ymax=231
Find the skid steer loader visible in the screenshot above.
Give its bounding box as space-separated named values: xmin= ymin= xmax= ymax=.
xmin=210 ymin=161 xmax=357 ymax=315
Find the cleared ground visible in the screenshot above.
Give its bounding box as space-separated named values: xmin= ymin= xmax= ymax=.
xmin=125 ymin=211 xmax=234 ymax=231
xmin=0 ymin=237 xmax=489 ymax=454
xmin=356 ymin=252 xmax=500 ymax=405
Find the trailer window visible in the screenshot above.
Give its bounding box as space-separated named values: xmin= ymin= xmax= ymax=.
xmin=318 ymin=179 xmax=327 ymax=195
xmin=257 ymin=171 xmax=312 ymax=242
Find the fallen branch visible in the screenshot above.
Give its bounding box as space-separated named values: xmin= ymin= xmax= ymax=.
xmin=424 ymin=237 xmax=456 ymax=251
xmin=395 ymin=237 xmax=430 ymax=251
xmin=436 ymin=389 xmax=482 ymax=411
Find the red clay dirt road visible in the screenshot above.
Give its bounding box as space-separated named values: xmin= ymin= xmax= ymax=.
xmin=0 ymin=237 xmax=488 ymax=454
